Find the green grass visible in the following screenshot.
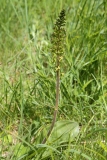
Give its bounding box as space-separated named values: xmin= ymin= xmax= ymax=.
xmin=0 ymin=0 xmax=107 ymax=159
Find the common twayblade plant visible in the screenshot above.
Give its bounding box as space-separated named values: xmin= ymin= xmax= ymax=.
xmin=42 ymin=9 xmax=66 ymax=144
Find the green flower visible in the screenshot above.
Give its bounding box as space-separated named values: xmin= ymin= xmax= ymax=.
xmin=51 ymin=9 xmax=66 ymax=56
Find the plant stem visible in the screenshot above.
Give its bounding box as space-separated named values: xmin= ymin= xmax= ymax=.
xmin=42 ymin=55 xmax=60 ymax=144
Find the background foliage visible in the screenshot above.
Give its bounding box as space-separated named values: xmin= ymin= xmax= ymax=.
xmin=0 ymin=0 xmax=107 ymax=159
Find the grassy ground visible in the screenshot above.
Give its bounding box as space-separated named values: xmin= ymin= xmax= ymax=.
xmin=0 ymin=0 xmax=107 ymax=159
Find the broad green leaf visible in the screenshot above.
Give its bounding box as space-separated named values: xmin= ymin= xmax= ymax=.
xmin=41 ymin=120 xmax=79 ymax=159
xmin=48 ymin=120 xmax=79 ymax=144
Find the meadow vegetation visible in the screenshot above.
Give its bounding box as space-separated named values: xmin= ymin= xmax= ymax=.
xmin=0 ymin=0 xmax=107 ymax=159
